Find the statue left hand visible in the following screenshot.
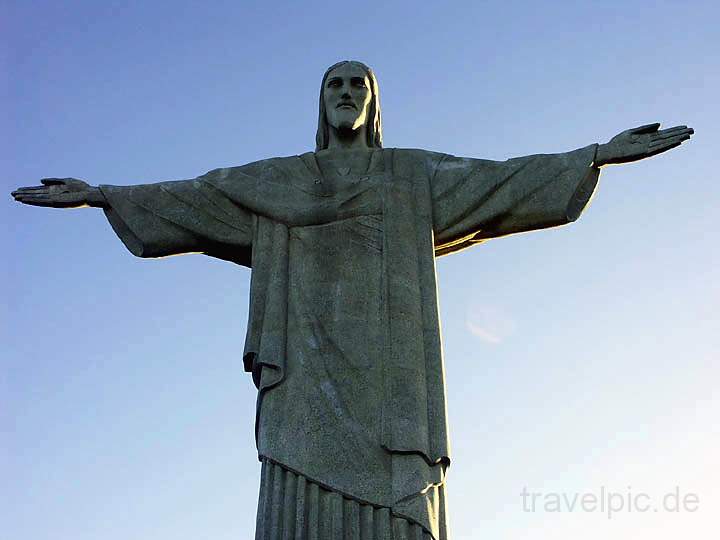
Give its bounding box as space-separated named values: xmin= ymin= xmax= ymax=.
xmin=595 ymin=123 xmax=694 ymax=167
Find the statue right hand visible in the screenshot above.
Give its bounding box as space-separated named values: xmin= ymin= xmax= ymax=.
xmin=11 ymin=178 xmax=105 ymax=208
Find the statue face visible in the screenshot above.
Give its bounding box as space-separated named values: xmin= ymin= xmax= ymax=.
xmin=323 ymin=63 xmax=373 ymax=132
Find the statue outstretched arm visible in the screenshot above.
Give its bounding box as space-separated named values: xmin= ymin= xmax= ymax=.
xmin=12 ymin=176 xmax=254 ymax=265
xmin=430 ymin=143 xmax=600 ymax=254
xmin=430 ymin=122 xmax=693 ymax=255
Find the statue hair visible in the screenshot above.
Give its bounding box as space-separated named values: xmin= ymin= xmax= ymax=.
xmin=315 ymin=60 xmax=383 ymax=151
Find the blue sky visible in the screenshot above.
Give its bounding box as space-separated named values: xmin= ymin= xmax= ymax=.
xmin=3 ymin=1 xmax=719 ymax=539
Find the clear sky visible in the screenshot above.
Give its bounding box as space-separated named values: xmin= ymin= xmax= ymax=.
xmin=2 ymin=1 xmax=718 ymax=539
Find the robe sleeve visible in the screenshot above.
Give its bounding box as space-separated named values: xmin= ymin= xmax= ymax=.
xmin=99 ymin=175 xmax=254 ymax=267
xmin=430 ymin=144 xmax=601 ymax=256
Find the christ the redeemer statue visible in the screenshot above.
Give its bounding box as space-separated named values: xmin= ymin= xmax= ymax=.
xmin=12 ymin=61 xmax=693 ymax=540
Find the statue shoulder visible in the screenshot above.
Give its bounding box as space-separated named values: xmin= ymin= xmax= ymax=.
xmin=201 ymin=154 xmax=312 ymax=185
xmin=386 ymin=147 xmax=448 ymax=177
xmin=390 ymin=147 xmax=445 ymax=159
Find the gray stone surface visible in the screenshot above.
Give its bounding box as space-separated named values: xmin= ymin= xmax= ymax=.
xmin=11 ymin=60 xmax=694 ymax=539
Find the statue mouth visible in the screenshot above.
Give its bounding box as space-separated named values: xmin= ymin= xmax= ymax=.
xmin=337 ymin=103 xmax=357 ymax=110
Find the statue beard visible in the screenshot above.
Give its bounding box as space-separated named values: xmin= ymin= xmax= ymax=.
xmin=333 ymin=113 xmax=368 ymax=136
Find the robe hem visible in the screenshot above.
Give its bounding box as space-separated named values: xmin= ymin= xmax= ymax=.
xmin=259 ymin=455 xmax=440 ymax=539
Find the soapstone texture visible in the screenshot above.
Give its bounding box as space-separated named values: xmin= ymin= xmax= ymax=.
xmin=98 ymin=144 xmax=600 ymax=538
xmin=11 ymin=60 xmax=694 ymax=540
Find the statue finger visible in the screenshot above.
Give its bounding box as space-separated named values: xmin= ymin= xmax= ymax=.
xmin=647 ymin=141 xmax=683 ymax=158
xmin=13 ymin=194 xmax=58 ymax=207
xmin=630 ymin=122 xmax=661 ymax=134
xmin=658 ymin=125 xmax=688 ymax=133
xmin=649 ymin=134 xmax=691 ymax=151
xmin=653 ymin=127 xmax=693 ymax=142
xmin=12 ymin=186 xmax=52 ymax=194
xmin=653 ymin=126 xmax=690 ymax=139
xmin=40 ymin=178 xmax=66 ymax=186
xmin=13 ymin=192 xmax=47 ymax=201
xmin=648 ymin=136 xmax=690 ymax=156
xmin=661 ymin=124 xmax=693 ymax=133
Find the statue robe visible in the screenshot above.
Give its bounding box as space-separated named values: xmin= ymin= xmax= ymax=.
xmin=99 ymin=145 xmax=600 ymax=539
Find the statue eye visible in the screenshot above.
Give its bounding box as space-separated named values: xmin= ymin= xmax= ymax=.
xmin=352 ymin=78 xmax=367 ymax=88
xmin=327 ymin=79 xmax=342 ymax=88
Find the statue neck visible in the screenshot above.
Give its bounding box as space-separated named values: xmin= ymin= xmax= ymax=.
xmin=326 ymin=124 xmax=370 ymax=150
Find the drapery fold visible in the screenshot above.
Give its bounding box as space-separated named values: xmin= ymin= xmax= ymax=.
xmin=99 ymin=146 xmax=601 ymax=539
xmin=256 ymin=459 xmax=444 ymax=540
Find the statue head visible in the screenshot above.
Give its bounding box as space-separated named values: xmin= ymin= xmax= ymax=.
xmin=315 ymin=60 xmax=383 ymax=151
